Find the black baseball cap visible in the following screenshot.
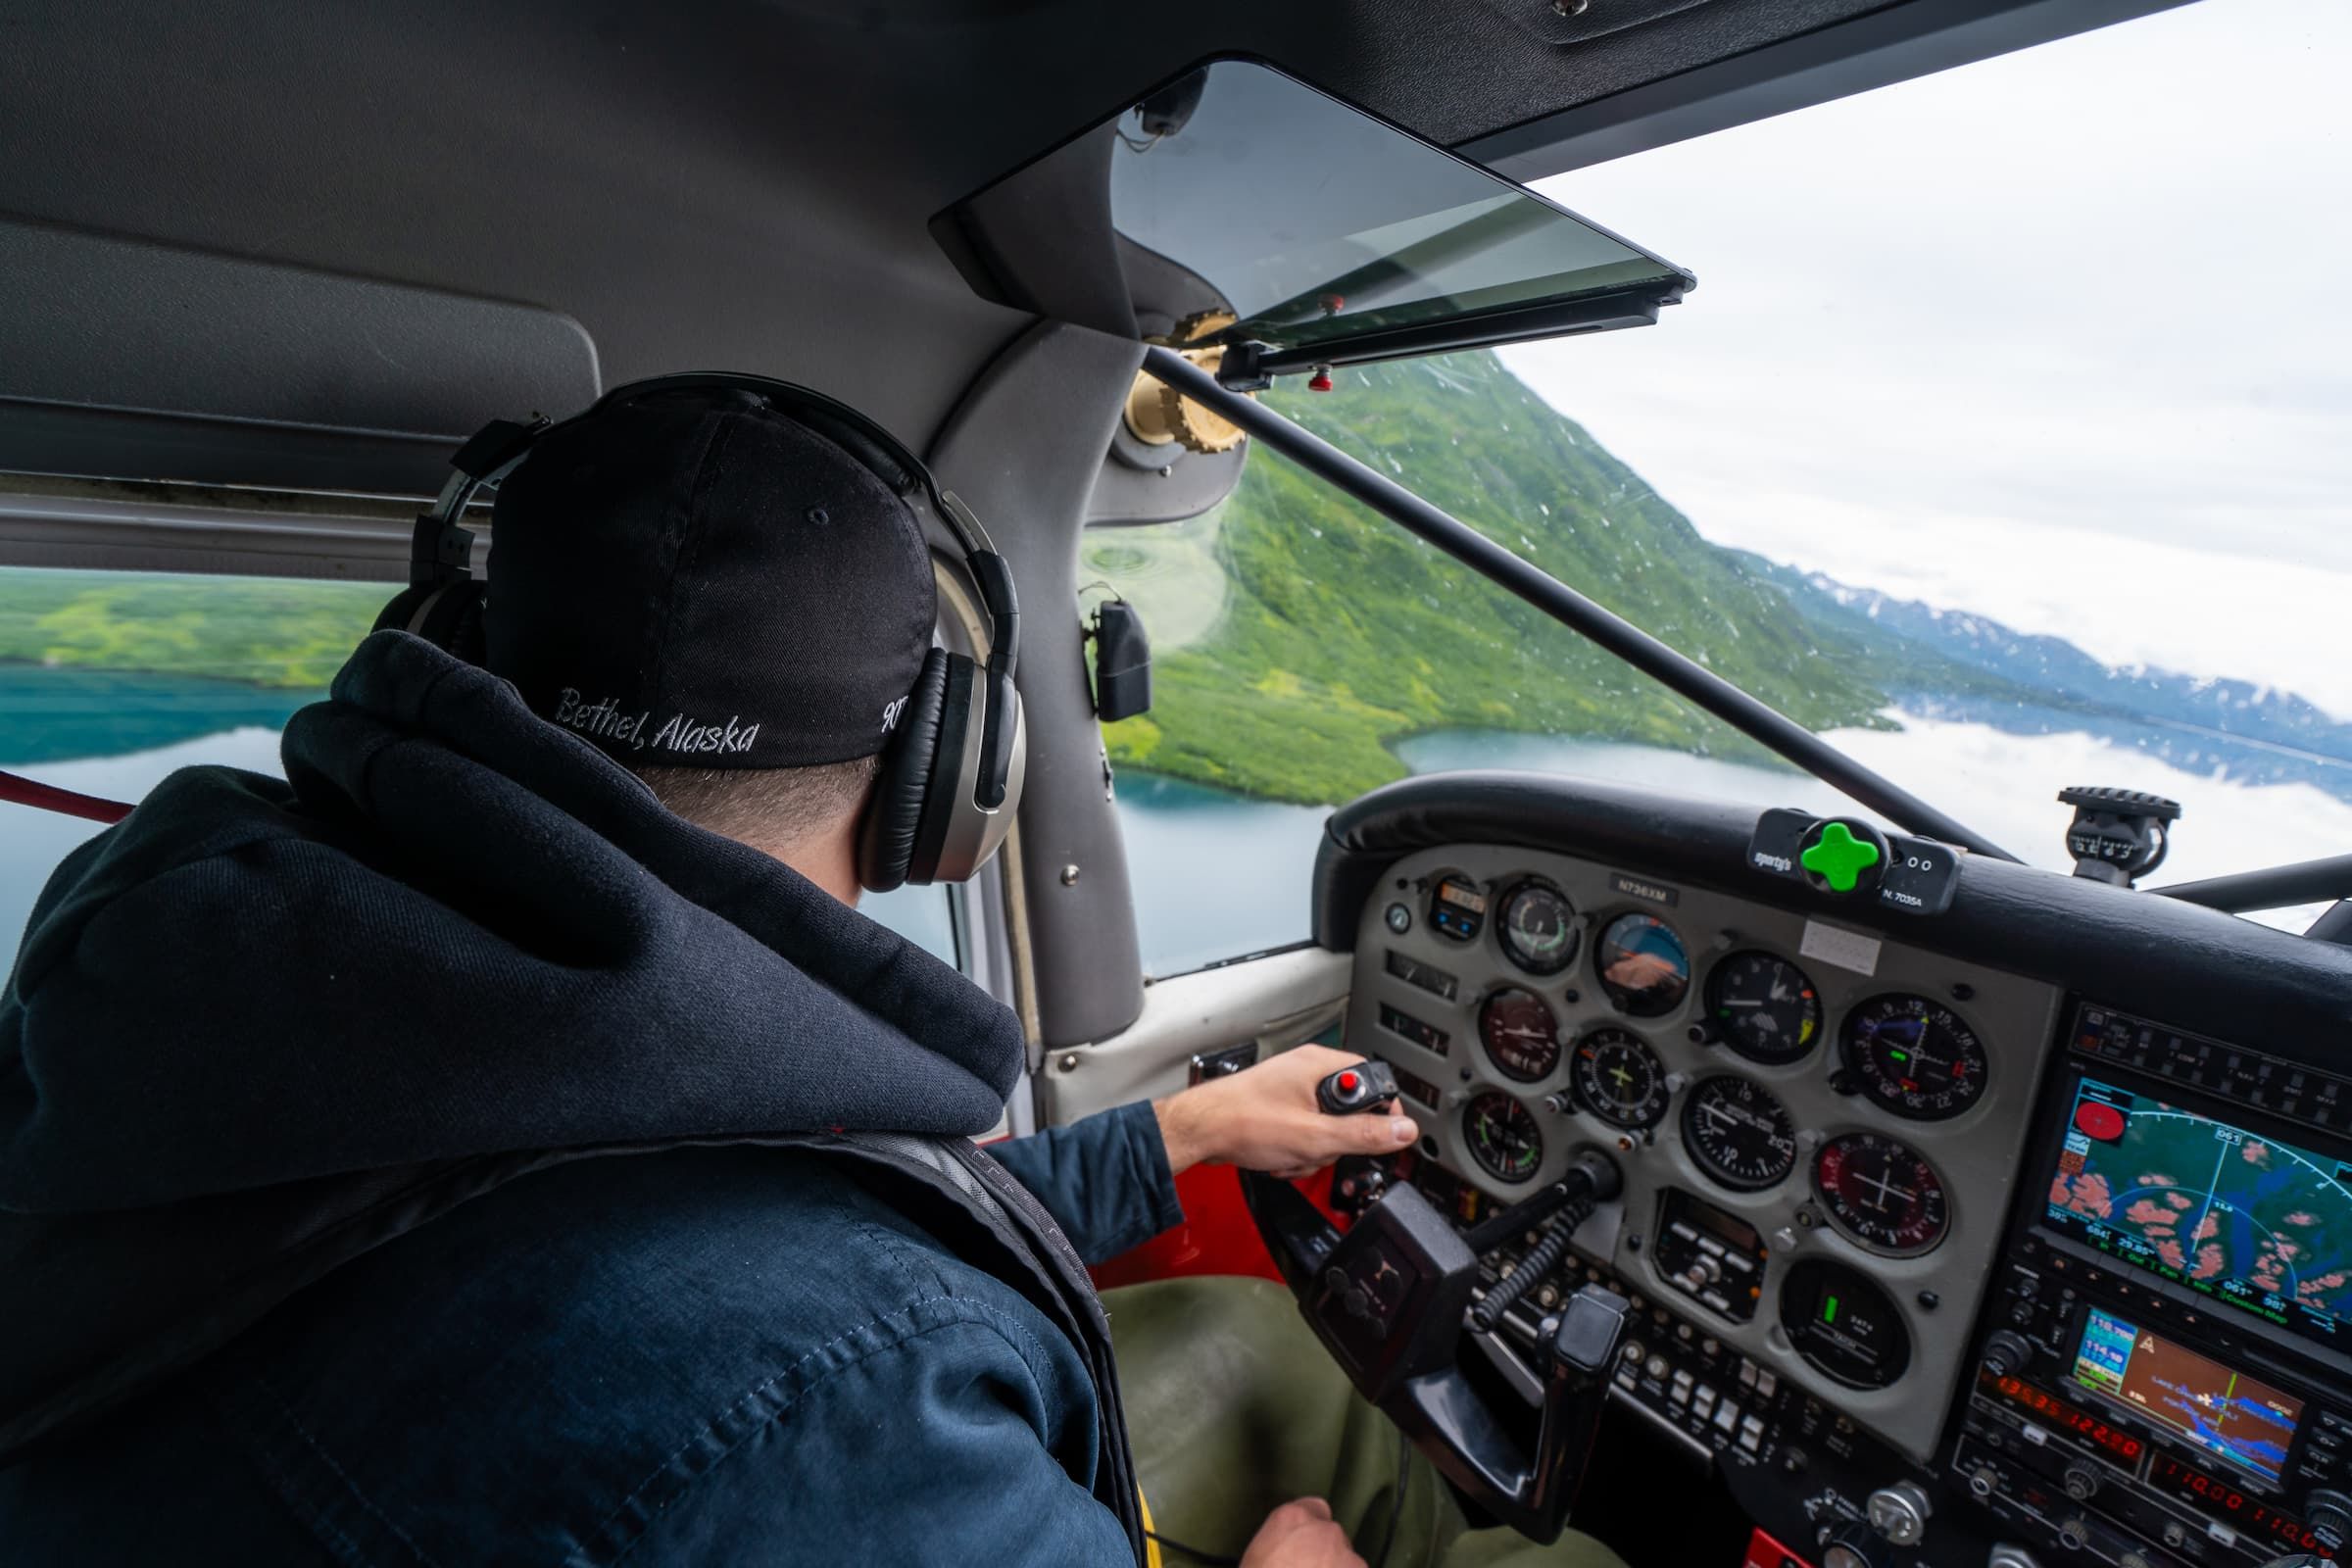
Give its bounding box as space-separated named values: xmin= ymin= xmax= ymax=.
xmin=482 ymin=386 xmax=937 ymax=768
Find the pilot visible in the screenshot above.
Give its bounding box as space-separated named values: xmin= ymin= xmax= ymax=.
xmin=0 ymin=382 xmax=1624 ymax=1568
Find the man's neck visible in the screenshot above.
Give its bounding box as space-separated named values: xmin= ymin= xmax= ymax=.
xmin=765 ymin=832 xmax=863 ymax=907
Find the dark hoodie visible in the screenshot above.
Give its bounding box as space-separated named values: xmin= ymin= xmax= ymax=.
xmin=0 ymin=631 xmax=1179 ymax=1563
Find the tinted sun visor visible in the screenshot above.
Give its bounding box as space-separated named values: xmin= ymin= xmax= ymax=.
xmin=0 ymin=220 xmax=601 ymax=495
xmin=938 ymin=60 xmax=1692 ymax=385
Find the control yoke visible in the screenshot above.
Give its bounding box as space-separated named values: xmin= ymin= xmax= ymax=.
xmin=1243 ymin=1138 xmax=1624 ymax=1543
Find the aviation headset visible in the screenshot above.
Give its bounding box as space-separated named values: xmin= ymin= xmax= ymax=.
xmin=375 ymin=372 xmax=1026 ymax=894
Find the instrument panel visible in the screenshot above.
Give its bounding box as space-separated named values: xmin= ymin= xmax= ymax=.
xmin=1345 ymin=844 xmax=2064 ymax=1464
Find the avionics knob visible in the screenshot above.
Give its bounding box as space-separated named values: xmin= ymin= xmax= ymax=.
xmin=2062 ymin=1462 xmax=2099 ymax=1500
xmin=1820 ymin=1521 xmax=1888 ymax=1568
xmin=1864 ymin=1481 xmax=1933 ymax=1547
xmin=2304 ymin=1489 xmax=2352 ymax=1553
xmin=1681 ymin=1255 xmax=1723 ymax=1291
xmin=1980 ymin=1330 xmax=2033 ymax=1379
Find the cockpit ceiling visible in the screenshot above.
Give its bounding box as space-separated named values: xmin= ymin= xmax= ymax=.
xmin=0 ymin=0 xmax=2192 ymax=489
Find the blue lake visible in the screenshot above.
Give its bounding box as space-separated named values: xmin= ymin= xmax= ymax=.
xmin=7 ymin=667 xmax=2346 ymax=972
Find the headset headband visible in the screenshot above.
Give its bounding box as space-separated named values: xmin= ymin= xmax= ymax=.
xmin=412 ymin=371 xmax=1022 ymax=808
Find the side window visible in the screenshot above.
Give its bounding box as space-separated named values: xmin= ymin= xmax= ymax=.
xmin=1 ymin=566 xmax=381 ymax=951
xmin=0 ymin=565 xmax=962 ymax=969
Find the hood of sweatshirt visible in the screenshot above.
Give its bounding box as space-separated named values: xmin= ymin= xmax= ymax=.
xmin=0 ymin=630 xmax=1023 ymax=1462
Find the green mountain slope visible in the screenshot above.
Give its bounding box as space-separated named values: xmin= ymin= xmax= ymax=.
xmin=1090 ymin=351 xmax=1971 ymax=804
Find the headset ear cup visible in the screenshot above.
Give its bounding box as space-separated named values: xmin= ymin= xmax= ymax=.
xmin=858 ymin=649 xmax=952 ymax=894
xmin=399 ymin=581 xmax=491 ymax=664
xmin=373 ymin=585 xmax=432 ymax=636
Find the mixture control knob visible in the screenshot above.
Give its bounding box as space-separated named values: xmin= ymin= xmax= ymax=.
xmin=1821 ymin=1521 xmax=1889 ymax=1568
xmin=1865 ymin=1481 xmax=1933 ymax=1547
xmin=1980 ymin=1330 xmax=2033 ymax=1379
xmin=2304 ymin=1489 xmax=2352 ymax=1553
xmin=2062 ymin=1461 xmax=2100 ymax=1501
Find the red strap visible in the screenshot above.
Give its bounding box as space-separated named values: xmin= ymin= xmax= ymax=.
xmin=0 ymin=768 xmax=134 ymax=825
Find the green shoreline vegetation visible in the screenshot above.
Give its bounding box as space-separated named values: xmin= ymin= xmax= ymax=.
xmin=3 ymin=350 xmax=2032 ymax=806
xmin=0 ymin=570 xmax=385 ymax=690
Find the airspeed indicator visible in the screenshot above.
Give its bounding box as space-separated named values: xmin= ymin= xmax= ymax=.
xmin=1497 ymin=880 xmax=1579 ymax=976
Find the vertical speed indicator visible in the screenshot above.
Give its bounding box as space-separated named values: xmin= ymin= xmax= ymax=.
xmin=1681 ymin=1076 xmax=1797 ymax=1191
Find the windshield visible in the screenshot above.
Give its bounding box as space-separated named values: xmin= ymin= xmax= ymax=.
xmin=1099 ymin=0 xmax=2350 ymax=973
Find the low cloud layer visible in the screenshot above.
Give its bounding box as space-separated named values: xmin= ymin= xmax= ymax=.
xmin=1505 ymin=0 xmax=2351 ymax=713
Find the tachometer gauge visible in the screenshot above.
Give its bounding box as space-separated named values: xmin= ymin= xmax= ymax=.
xmin=1463 ymin=1092 xmax=1544 ymax=1184
xmin=1813 ymin=1133 xmax=1949 ymax=1255
xmin=1841 ymin=994 xmax=1989 ymax=1121
xmin=1479 ymin=987 xmax=1562 ymax=1083
xmin=1681 ymin=1075 xmax=1797 ymax=1191
xmin=1571 ymin=1028 xmax=1670 ymax=1130
xmin=1497 ymin=880 xmax=1579 ymax=976
xmin=1704 ymin=952 xmax=1821 ymax=1065
xmin=1594 ymin=912 xmax=1690 ymax=1017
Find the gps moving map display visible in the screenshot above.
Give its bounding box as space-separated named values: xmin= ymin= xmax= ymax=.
xmin=2046 ymin=1075 xmax=2352 ymax=1345
xmin=2072 ymin=1308 xmax=2303 ymax=1483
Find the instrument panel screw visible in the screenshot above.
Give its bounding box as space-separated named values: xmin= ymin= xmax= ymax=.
xmin=1059 ymin=863 xmax=1081 ymax=886
xmin=1551 ymin=0 xmax=1590 ymax=14
xmin=1918 ymin=1290 xmax=1940 ymax=1310
xmin=1058 ymin=1053 xmax=1081 ymax=1072
xmin=1951 ymin=981 xmax=1975 ymax=1001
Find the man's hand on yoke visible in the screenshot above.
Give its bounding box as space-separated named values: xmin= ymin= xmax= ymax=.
xmin=1152 ymin=1046 xmax=1418 ymax=1179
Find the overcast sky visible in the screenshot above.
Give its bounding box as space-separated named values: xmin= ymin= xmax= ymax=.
xmin=1501 ymin=0 xmax=2352 ymax=715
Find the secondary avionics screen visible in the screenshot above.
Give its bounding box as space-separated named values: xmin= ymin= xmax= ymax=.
xmin=2073 ymin=1307 xmax=2302 ymax=1483
xmin=2046 ymin=1076 xmax=2352 ymax=1346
